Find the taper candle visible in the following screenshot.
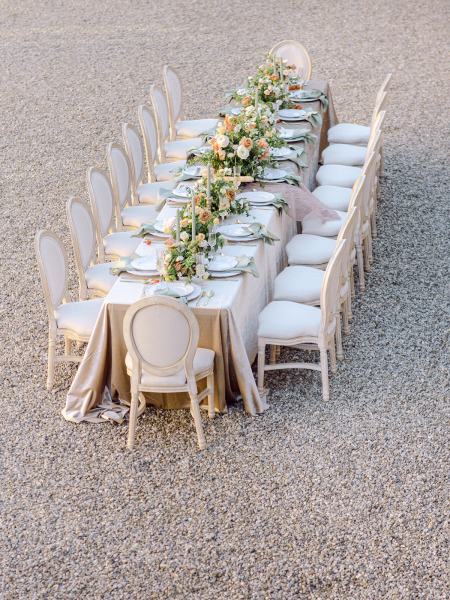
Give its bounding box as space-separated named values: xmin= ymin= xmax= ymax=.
xmin=255 ymin=86 xmax=259 ymax=111
xmin=191 ymin=195 xmax=196 ymax=240
xmin=176 ymin=208 xmax=180 ymax=242
xmin=207 ymin=164 xmax=211 ymax=208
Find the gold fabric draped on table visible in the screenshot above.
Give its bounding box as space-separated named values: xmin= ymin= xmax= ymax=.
xmin=63 ymin=80 xmax=337 ymax=423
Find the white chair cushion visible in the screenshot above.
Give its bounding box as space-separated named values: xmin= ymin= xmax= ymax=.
xmin=322 ymin=143 xmax=367 ymax=166
xmin=55 ymin=298 xmax=103 ymax=338
xmin=125 ymin=348 xmax=214 ymax=388
xmin=175 ymin=118 xmax=218 ymax=138
xmin=301 ymin=210 xmax=346 ymax=237
xmin=327 ymin=123 xmax=370 ymax=145
xmin=258 ymin=301 xmax=321 ymax=340
xmin=138 ymin=181 xmax=176 ymax=204
xmin=273 ymin=266 xmax=324 ymax=304
xmin=85 ymin=262 xmax=118 ymax=294
xmin=312 ymin=185 xmax=353 ymax=211
xmin=286 ymin=234 xmax=336 ymax=266
xmin=154 ymin=160 xmax=186 ymax=181
xmin=164 ymin=137 xmax=203 ymax=160
xmin=103 ymin=231 xmax=140 ymax=258
xmin=121 ymin=205 xmax=160 ymax=228
xmin=316 ymin=164 xmax=362 ymax=188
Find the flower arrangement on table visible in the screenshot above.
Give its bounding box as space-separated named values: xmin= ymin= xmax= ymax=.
xmin=230 ymin=55 xmax=300 ymax=112
xmin=192 ymin=107 xmax=285 ymax=179
xmin=160 ymin=175 xmax=251 ymax=281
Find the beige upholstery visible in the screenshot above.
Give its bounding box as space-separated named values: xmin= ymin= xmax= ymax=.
xmin=316 ymin=164 xmax=362 ymax=188
xmin=150 ymin=84 xmax=203 ymax=161
xmin=286 ymin=234 xmax=336 ymax=266
xmin=258 ymin=301 xmax=321 ymax=339
xmin=163 ymin=65 xmax=218 ymax=140
xmin=120 ymin=204 xmax=159 ymax=228
xmin=273 ymin=266 xmax=324 ymax=304
xmin=35 ymin=230 xmax=104 ymax=389
xmin=164 ymin=137 xmax=203 ymax=160
xmin=302 ymin=210 xmax=346 ymax=237
xmin=66 ymin=197 xmax=119 ymax=299
xmin=327 ymin=123 xmax=371 ymax=145
xmin=257 ymin=241 xmax=346 ymax=402
xmin=138 ymin=181 xmax=176 ymax=204
xmin=125 ymin=348 xmax=214 ymax=388
xmin=103 ymin=231 xmax=140 ymax=257
xmin=175 ymin=118 xmax=218 ymax=138
xmin=55 ymin=299 xmax=103 ymax=338
xmin=312 ymin=185 xmax=353 ymax=211
xmin=85 ymin=262 xmax=120 ymax=295
xmin=123 ymin=297 xmax=215 ymax=450
xmin=322 ymin=143 xmax=367 ymax=166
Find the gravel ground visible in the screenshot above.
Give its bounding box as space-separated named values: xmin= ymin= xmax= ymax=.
xmin=1 ymin=0 xmax=449 ymax=598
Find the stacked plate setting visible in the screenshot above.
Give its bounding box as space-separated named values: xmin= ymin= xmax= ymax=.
xmin=216 ymin=223 xmax=258 ymax=242
xmin=126 ymin=255 xmax=159 ymax=277
xmin=146 ymin=281 xmax=202 ymax=302
xmin=207 ymin=255 xmax=241 ymax=278
xmin=278 ymin=108 xmax=308 ymax=122
xmin=257 ymin=167 xmax=289 ymax=183
xmin=236 ymin=191 xmax=276 ymax=207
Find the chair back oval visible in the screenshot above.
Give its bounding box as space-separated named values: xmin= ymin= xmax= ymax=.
xmin=123 ymin=296 xmax=199 ymax=378
xmin=35 ymin=230 xmax=68 ymax=317
xmin=87 ymin=167 xmax=115 ymax=260
xmin=66 ymin=197 xmax=97 ymax=298
xmin=269 ymin=39 xmax=312 ymax=80
xmin=359 ymin=151 xmax=378 ymax=222
xmin=336 ymin=206 xmax=358 ymax=284
xmin=107 ymin=142 xmax=133 ymax=224
xmin=163 ymin=65 xmax=183 ymax=139
xmin=150 ymin=84 xmax=171 ymax=159
xmin=138 ymin=104 xmax=158 ymax=182
xmin=122 ymin=123 xmax=145 ymax=202
xmin=319 ymin=240 xmax=346 ymax=338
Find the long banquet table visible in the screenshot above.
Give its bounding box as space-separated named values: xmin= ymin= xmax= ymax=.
xmin=63 ymin=80 xmax=337 ymax=423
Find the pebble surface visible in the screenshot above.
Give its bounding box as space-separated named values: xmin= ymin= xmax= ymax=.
xmin=1 ymin=0 xmax=449 ymax=598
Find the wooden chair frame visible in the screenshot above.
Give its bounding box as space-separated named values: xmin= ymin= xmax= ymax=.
xmin=269 ymin=39 xmax=312 ymax=80
xmin=123 ymin=296 xmax=215 ymax=450
xmin=257 ymin=241 xmax=346 ymax=402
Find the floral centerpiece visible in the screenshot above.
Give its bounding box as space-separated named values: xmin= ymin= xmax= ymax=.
xmin=193 ymin=107 xmax=285 ymax=179
xmin=160 ymin=176 xmax=249 ymax=281
xmin=230 ymin=55 xmax=300 ymax=112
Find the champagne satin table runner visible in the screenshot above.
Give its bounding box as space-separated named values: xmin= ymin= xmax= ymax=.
xmin=63 ymin=80 xmax=337 ymax=423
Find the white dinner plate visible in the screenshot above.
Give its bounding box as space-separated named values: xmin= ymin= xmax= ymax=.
xmin=182 ymin=165 xmax=202 ymax=178
xmin=153 ymin=221 xmax=172 ymax=234
xmin=259 ymin=167 xmax=288 ymax=181
xmin=148 ymin=282 xmax=195 ymax=298
xmin=236 ymin=191 xmax=275 ymax=205
xmin=125 ymin=269 xmax=159 ymax=277
xmin=218 ymin=224 xmax=253 ymax=238
xmin=207 ymin=255 xmax=238 ymax=271
xmin=278 ymin=109 xmax=307 ymax=121
xmin=172 ymin=183 xmax=194 ymax=198
xmin=208 ymin=269 xmax=241 ymax=278
xmin=131 ymin=256 xmax=157 ymax=271
xmin=270 ymin=147 xmax=292 ymax=159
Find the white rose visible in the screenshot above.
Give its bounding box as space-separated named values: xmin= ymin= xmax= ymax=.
xmin=216 ymin=134 xmax=229 ymax=148
xmin=237 ymin=145 xmax=250 ymax=159
xmin=180 ymin=231 xmax=189 ymax=242
xmin=163 ymin=217 xmax=175 ymax=233
xmin=234 ymin=125 xmax=241 ymax=133
xmin=245 ymin=106 xmax=255 ymax=116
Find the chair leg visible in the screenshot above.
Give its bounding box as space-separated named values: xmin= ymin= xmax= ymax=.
xmin=257 ymin=343 xmax=266 ymax=391
xmin=335 ymin=314 xmax=344 ymax=362
xmin=127 ymin=390 xmax=140 ymax=449
xmin=188 ymin=389 xmax=206 ymax=450
xmin=207 ymin=372 xmax=215 ymax=419
xmin=64 ymin=337 xmax=73 ymax=356
xmin=47 ymin=333 xmax=56 ymax=390
xmin=350 ymin=267 xmax=355 ymax=299
xmin=344 ymin=291 xmax=352 ymax=333
xmin=275 ymin=345 xmax=281 ymax=360
xmin=329 ymin=336 xmax=337 ymax=373
xmin=269 ymin=345 xmax=277 ymax=364
xmin=356 ymin=242 xmax=365 ymax=292
xmin=363 ymin=235 xmax=371 ymax=271
xmin=320 ymin=348 xmax=330 ymax=401
xmin=371 ymin=201 xmax=378 ymax=239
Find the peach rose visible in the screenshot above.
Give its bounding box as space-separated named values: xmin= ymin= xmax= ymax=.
xmin=241 ymin=96 xmax=252 ymax=107
xmin=257 ymin=138 xmax=268 ymax=148
xmin=241 ymin=137 xmax=253 ymax=149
